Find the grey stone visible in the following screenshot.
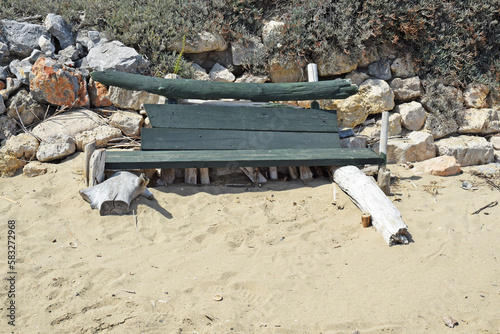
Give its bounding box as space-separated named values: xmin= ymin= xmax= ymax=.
xmin=191 ymin=63 xmax=210 ymax=81
xmin=0 ymin=42 xmax=8 ymax=64
xmin=367 ymin=60 xmax=392 ymax=80
xmin=109 ymin=110 xmax=144 ymax=137
xmin=435 ymin=135 xmax=494 ymax=166
xmin=0 ymin=66 xmax=7 ymax=81
xmin=6 ymin=90 xmax=45 ymax=126
xmin=395 ymin=101 xmax=427 ymax=131
xmin=390 ymin=54 xmax=415 ymax=78
xmin=44 ymin=13 xmax=75 ymax=50
xmin=209 ymin=63 xmax=235 ymax=82
xmin=340 ymin=136 xmax=367 ymax=149
xmin=84 ymin=41 xmax=149 ymax=73
xmin=231 ymin=37 xmax=263 ymax=66
xmin=27 ymin=49 xmax=43 ymax=63
xmin=9 ymin=59 xmax=32 ymax=85
xmin=0 ymin=115 xmax=17 ymax=145
xmin=32 ymin=108 xmax=104 ymax=141
xmin=170 ymin=31 xmax=227 ymax=53
xmin=36 ymin=133 xmax=76 ymax=162
xmin=107 ymin=86 xmax=165 ymax=110
xmin=345 ymin=71 xmax=370 ymax=86
xmin=0 ymin=95 xmax=5 ymax=115
xmin=1 ymin=20 xmax=49 ymax=57
xmin=76 ymin=30 xmax=108 ymax=50
xmin=385 ymin=131 xmax=436 ymax=163
xmin=390 ymin=76 xmax=423 ymax=101
xmin=456 ymin=108 xmax=500 ymax=135
xmin=58 ymin=45 xmax=82 ymax=61
xmin=1 ymin=78 xmax=22 ymax=100
xmin=38 ymin=35 xmax=55 ymax=55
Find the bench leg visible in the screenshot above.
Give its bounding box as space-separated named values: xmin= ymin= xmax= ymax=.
xmin=184 ymin=168 xmax=198 ymax=184
xmin=200 ymin=168 xmax=210 ymax=184
xmin=268 ymin=167 xmax=278 ymax=180
xmin=288 ymin=166 xmax=299 ymax=180
xmin=160 ymin=168 xmax=176 ymax=185
xmin=299 ymin=166 xmax=313 ymax=180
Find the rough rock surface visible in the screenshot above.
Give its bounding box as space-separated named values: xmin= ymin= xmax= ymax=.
xmin=107 ymin=86 xmax=165 ymax=110
xmin=170 ymin=32 xmax=227 ymax=53
xmin=464 ymin=83 xmax=489 ymax=108
xmin=390 ymin=76 xmax=423 ymax=101
xmin=1 ymin=20 xmax=49 ymax=57
xmin=74 ymin=125 xmax=122 ymax=151
xmin=262 ymin=21 xmax=284 ymax=45
xmin=84 ymin=41 xmax=149 ymax=73
xmin=191 ymin=63 xmax=210 ymax=81
xmin=0 ymin=95 xmax=5 ymax=114
xmin=345 ymin=71 xmax=369 ymax=86
xmin=9 ymin=59 xmax=32 ymax=84
xmin=44 ymin=13 xmax=75 ymax=50
xmin=36 ymin=134 xmax=76 ymax=162
xmin=456 ymin=108 xmax=500 ymax=135
xmin=235 ymin=73 xmax=268 ymax=83
xmin=76 ymin=30 xmax=108 ymax=51
xmin=385 ymin=131 xmax=436 ymax=163
xmin=0 ymin=115 xmax=17 ymax=145
xmin=32 ymin=109 xmax=104 ymax=141
xmin=209 ymin=63 xmax=235 ymax=82
xmin=109 ymin=111 xmax=144 ymax=137
xmin=491 ymin=135 xmax=500 ymax=150
xmin=412 ymin=156 xmax=462 ymax=176
xmin=396 ymin=101 xmax=427 ymax=131
xmin=368 ymin=60 xmax=391 ymax=80
xmin=1 ymin=133 xmax=39 ymax=159
xmin=30 ymin=57 xmax=89 ymax=108
xmin=87 ymin=79 xmax=112 ymax=108
xmin=435 ymin=135 xmax=494 ymax=166
xmin=268 ymin=57 xmax=304 ymax=83
xmin=231 ymin=37 xmax=263 ymax=66
xmin=390 ymin=54 xmax=416 ymax=78
xmin=6 ymin=89 xmax=45 ymax=126
xmin=315 ymin=50 xmax=358 ymax=76
xmin=23 ymin=161 xmax=53 ymax=177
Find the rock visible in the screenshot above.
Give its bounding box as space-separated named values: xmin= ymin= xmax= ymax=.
xmin=268 ymin=57 xmax=305 ymax=83
xmin=58 ymin=45 xmax=82 ymax=61
xmin=38 ymin=35 xmax=55 ymax=55
xmin=9 ymin=59 xmax=32 ymax=84
xmin=385 ymin=131 xmax=436 ymax=163
xmin=1 ymin=78 xmax=22 ymax=100
xmin=209 ymin=63 xmax=235 ymax=82
xmin=30 ymin=57 xmax=89 ymax=108
xmin=27 ymin=49 xmax=43 ymax=64
xmin=322 ymin=94 xmax=366 ymax=128
xmin=235 ymin=73 xmax=268 ymax=83
xmin=1 ymin=20 xmax=49 ymax=57
xmin=435 ymin=135 xmax=494 ymax=166
xmin=340 ymin=136 xmax=367 ymax=148
xmin=315 ymin=50 xmax=358 ymax=76
xmin=390 ymin=76 xmax=423 ymax=101
xmin=76 ymin=30 xmax=108 ymax=51
xmin=74 ymin=125 xmax=122 ymax=151
xmin=367 ymin=59 xmax=391 ymax=80
xmin=0 ymin=81 xmax=4 ymax=91
xmin=23 ymin=161 xmax=53 ymax=177
xmin=32 ymin=108 xmax=104 ymax=141
xmin=0 ymin=95 xmax=5 ymax=115
xmin=231 ymin=37 xmax=264 ymax=66
xmin=0 ymin=66 xmax=8 ymax=80
xmin=262 ymin=20 xmax=284 ymax=45
xmin=413 ymin=156 xmax=462 ymax=176
xmin=191 ymin=63 xmax=210 ymax=81
xmin=87 ymin=79 xmax=112 ymax=108
xmin=0 ymin=151 xmax=24 ymax=176
xmin=36 ymin=134 xmax=76 ymax=162
xmin=491 ymin=134 xmax=500 ymax=150
xmin=395 ymin=101 xmax=427 ymax=131
xmin=0 ymin=115 xmax=17 ymax=145
xmin=0 ymin=42 xmax=9 ymax=63
xmin=45 ymin=13 xmax=75 ymax=50
xmin=107 ymin=86 xmax=165 ymax=110
xmin=345 ymin=71 xmax=370 ymax=86
xmin=6 ymin=89 xmax=45 ymax=126
xmin=85 ymin=40 xmax=149 ymax=73
xmin=390 ymin=54 xmax=415 ymax=78
xmin=421 ymin=84 xmax=463 ymax=138
xmin=1 ymin=133 xmax=39 ymax=159
xmin=464 ymin=83 xmax=490 ymax=108
xmin=456 ymin=108 xmax=500 ymax=135
xmin=387 ymin=112 xmax=402 ymax=136
xmin=360 ymin=79 xmax=395 ymax=114
xmin=170 ymin=31 xmax=227 ymax=53
xmin=109 ymin=110 xmax=144 ymax=137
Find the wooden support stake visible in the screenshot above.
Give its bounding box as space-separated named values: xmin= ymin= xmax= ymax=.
xmin=378 ymin=110 xmax=390 ymax=195
xmin=84 ymin=142 xmax=96 ymax=187
xmin=333 ymin=165 xmax=409 ymax=245
xmin=268 ymin=167 xmax=278 ymax=180
xmin=200 ymin=168 xmax=210 ymax=184
xmin=288 ymin=166 xmax=299 ymax=180
xmin=184 ymin=168 xmax=197 ymax=184
xmin=160 ymin=168 xmax=176 ymax=185
xmin=377 ymin=167 xmax=391 ymax=196
xmin=240 ymin=167 xmax=267 ymax=183
xmin=89 ymin=149 xmax=106 ymax=187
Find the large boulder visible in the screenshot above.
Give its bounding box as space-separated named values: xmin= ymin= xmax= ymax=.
xmin=36 ymin=134 xmax=76 ymax=162
xmin=385 ymin=131 xmax=436 ymax=163
xmin=314 ymin=50 xmax=358 ymax=76
xmin=85 ymin=40 xmax=149 ymax=73
xmin=435 ymin=135 xmax=494 ymax=166
xmin=107 ymin=86 xmax=165 ymax=110
xmin=32 ymin=108 xmax=104 ymax=141
xmin=30 ymin=57 xmax=89 ymax=108
xmin=76 ymin=30 xmax=108 ymax=51
xmin=6 ymin=89 xmax=45 ymax=126
xmin=390 ymin=76 xmax=423 ymax=101
xmin=367 ymin=59 xmax=391 ymax=80
xmin=268 ymin=57 xmax=305 ymax=83
xmin=456 ymin=108 xmax=500 ymax=135
xmin=44 ymin=13 xmax=75 ymax=50
xmin=0 ymin=20 xmax=49 ymax=57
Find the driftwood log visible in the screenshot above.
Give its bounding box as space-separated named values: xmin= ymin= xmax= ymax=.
xmin=91 ymin=71 xmax=358 ymax=102
xmin=333 ymin=166 xmax=409 ymax=245
xmin=80 ymin=171 xmax=154 ymax=215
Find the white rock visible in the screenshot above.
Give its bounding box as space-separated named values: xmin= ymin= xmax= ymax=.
xmin=360 ymin=79 xmax=395 ymax=114
xmin=36 ymin=134 xmax=76 ymax=162
xmin=395 ymin=101 xmax=427 ymax=131
xmin=23 ymin=161 xmax=53 ymax=177
xmin=109 ymin=111 xmax=144 ymax=137
xmin=385 ymin=131 xmax=436 ymax=163
xmin=170 ymin=31 xmax=227 ymax=53
xmin=490 ymin=134 xmax=500 ymax=150
xmin=390 ymin=54 xmax=415 ymax=78
xmin=209 ymin=63 xmax=235 ymax=82
xmin=464 ymin=83 xmax=489 ymax=108
xmin=262 ymin=20 xmax=284 ymax=44
xmin=457 ymin=108 xmax=500 ymax=134
xmin=85 ymin=40 xmax=149 ymax=73
xmin=191 ymin=63 xmax=210 ymax=81
xmin=435 ymin=135 xmax=494 ymax=166
xmin=39 ymin=35 xmax=56 ymax=54
xmin=107 ymin=86 xmax=166 ymax=110
xmin=1 ymin=133 xmax=39 ymax=159
xmin=74 ymin=125 xmax=122 ymax=151
xmin=390 ymin=76 xmax=423 ymax=101
xmin=235 ymin=73 xmax=268 ymax=83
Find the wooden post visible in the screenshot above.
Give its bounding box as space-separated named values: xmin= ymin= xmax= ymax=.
xmin=200 ymin=168 xmax=210 ymax=184
xmin=184 ymin=168 xmax=197 ymax=184
xmin=288 ymin=166 xmax=299 ymax=180
xmin=378 ymin=111 xmax=390 ymax=195
xmin=84 ymin=142 xmax=96 ymax=187
xmin=240 ymin=167 xmax=267 ymax=183
xmin=89 ymin=149 xmax=106 ymax=187
xmin=268 ymin=167 xmax=278 ymax=180
xmin=160 ymin=168 xmax=176 ymax=185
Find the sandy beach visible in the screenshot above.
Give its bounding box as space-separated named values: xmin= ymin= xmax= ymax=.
xmin=1 ymin=152 xmax=499 ymax=333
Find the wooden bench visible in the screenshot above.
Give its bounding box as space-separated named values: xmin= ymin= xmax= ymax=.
xmin=91 ymin=70 xmax=385 ymax=181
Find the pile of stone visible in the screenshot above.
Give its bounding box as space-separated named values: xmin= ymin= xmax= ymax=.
xmin=0 ymin=15 xmax=499 ymax=178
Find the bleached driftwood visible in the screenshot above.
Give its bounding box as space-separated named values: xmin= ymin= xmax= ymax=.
xmin=89 ymin=149 xmax=106 ymax=187
xmin=240 ymin=167 xmax=267 ymax=183
xmin=333 ymin=165 xmax=409 ymax=245
xmin=84 ymin=142 xmax=96 ymax=186
xmin=80 ymin=171 xmax=154 ymax=215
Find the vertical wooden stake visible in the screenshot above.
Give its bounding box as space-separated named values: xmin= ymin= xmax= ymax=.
xmin=268 ymin=167 xmax=278 ymax=180
xmin=184 ymin=168 xmax=197 ymax=184
xmin=378 ymin=111 xmax=390 ymax=195
xmin=89 ymin=149 xmax=106 ymax=187
xmin=160 ymin=168 xmax=176 ymax=185
xmin=288 ymin=166 xmax=299 ymax=180
xmin=200 ymin=168 xmax=210 ymax=184
xmin=84 ymin=142 xmax=96 ymax=187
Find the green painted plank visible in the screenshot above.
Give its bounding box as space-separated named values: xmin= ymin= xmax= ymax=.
xmin=105 ymin=148 xmax=384 ymax=170
xmin=145 ymin=104 xmax=338 ymax=132
xmin=141 ymin=128 xmax=340 ymax=150
xmin=91 ymin=71 xmax=358 ymax=101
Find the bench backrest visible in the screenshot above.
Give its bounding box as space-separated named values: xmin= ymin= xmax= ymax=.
xmin=141 ymin=104 xmax=340 ymax=151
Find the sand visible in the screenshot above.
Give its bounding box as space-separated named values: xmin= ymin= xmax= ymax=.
xmin=1 ymin=152 xmax=499 ymax=333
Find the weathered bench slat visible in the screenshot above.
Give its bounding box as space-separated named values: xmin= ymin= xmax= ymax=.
xmin=145 ymin=104 xmax=338 ymax=132
xmin=141 ymin=128 xmax=340 ymax=151
xmin=105 ymin=148 xmax=384 ymax=170
xmin=91 ymin=71 xmax=358 ymax=101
